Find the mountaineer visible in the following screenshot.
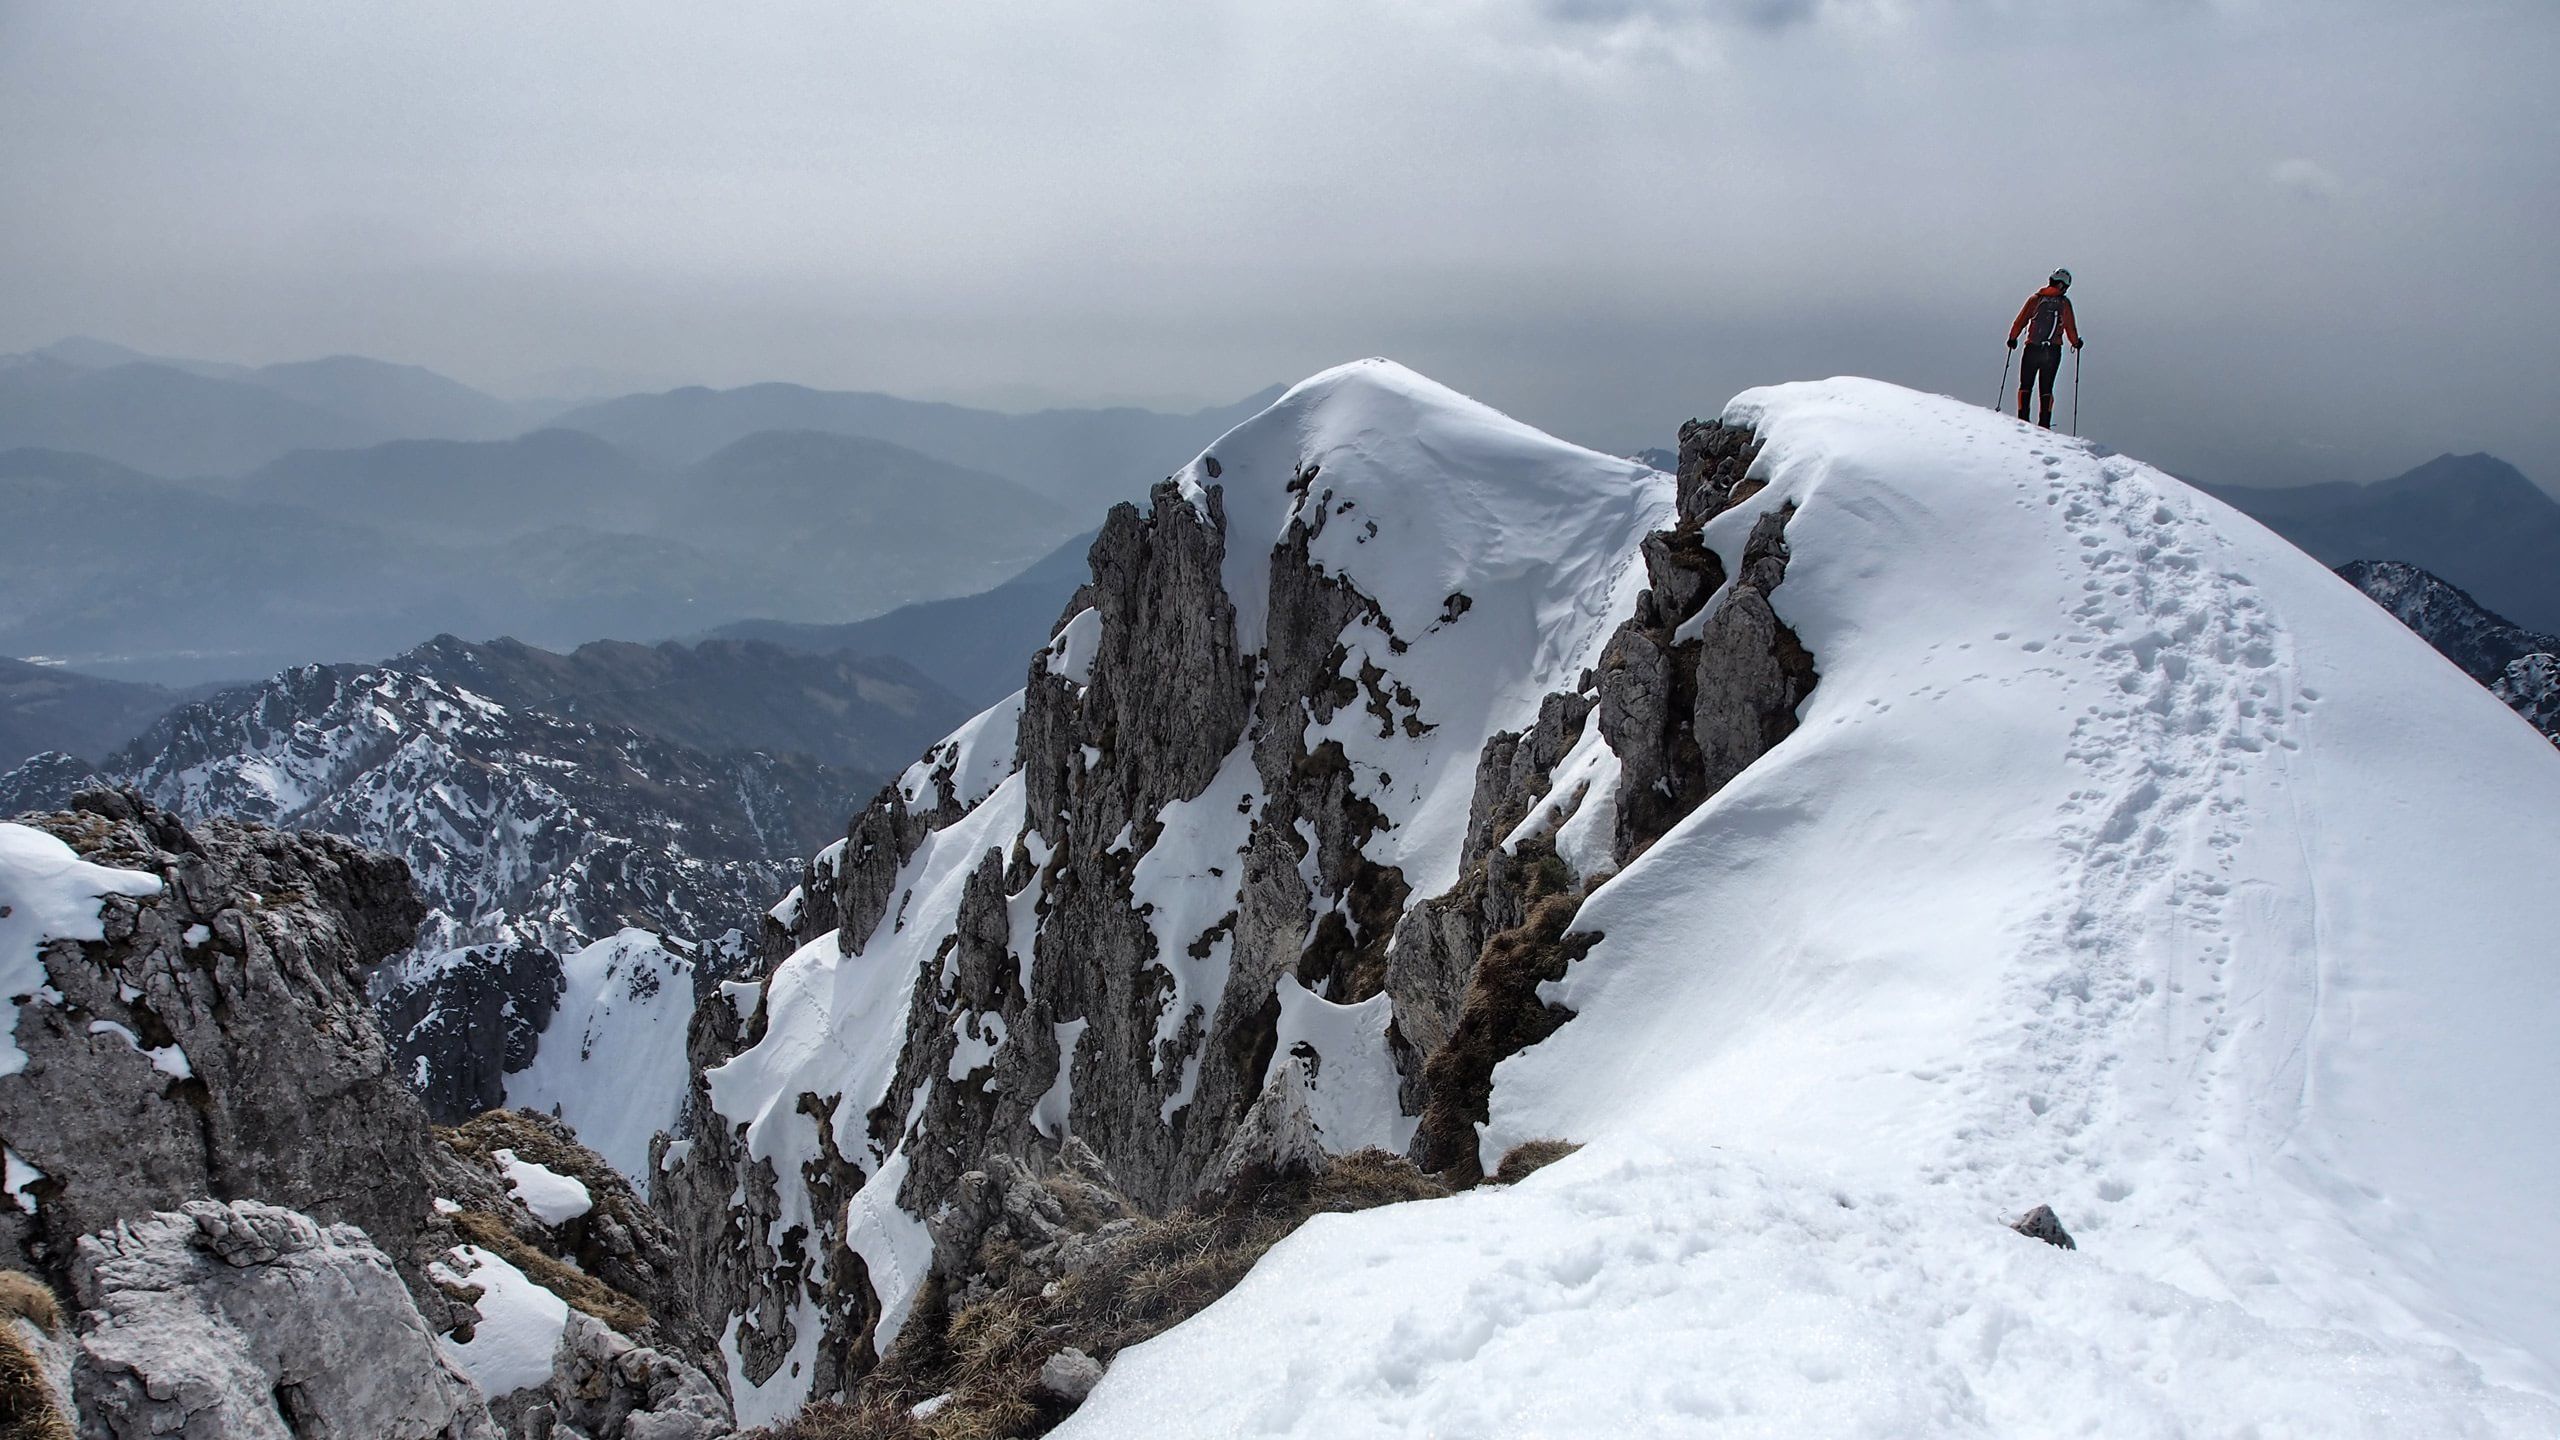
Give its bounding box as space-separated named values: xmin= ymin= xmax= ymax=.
xmin=2006 ymin=268 xmax=2083 ymax=429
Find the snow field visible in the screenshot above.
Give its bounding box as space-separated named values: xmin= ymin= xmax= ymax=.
xmin=505 ymin=928 xmax=696 ymax=1182
xmin=431 ymin=1244 xmax=568 ymax=1398
xmin=1068 ymin=1137 xmax=2557 ymax=1439
xmin=493 ymin=1148 xmax=593 ymax=1226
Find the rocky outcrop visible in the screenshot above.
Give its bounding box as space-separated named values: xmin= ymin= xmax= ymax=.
xmin=376 ymin=942 xmax=566 ymax=1123
xmin=70 ymin=1200 xmax=494 ymax=1440
xmin=0 ymin=789 xmax=437 ymax=1288
xmin=2011 ymin=1204 xmax=2077 ymax=1251
xmin=486 ymin=1312 xmax=732 ymax=1440
xmin=4 ymin=792 xmax=736 ymax=1439
xmin=423 ymin=1112 xmax=736 ymax=1439
xmin=1200 ymin=1060 xmax=1328 ymax=1195
xmin=1382 ymin=687 xmax=1594 ymax=1088
xmin=1408 ymin=420 xmax=1816 ymax=1178
xmin=2493 ymin=652 xmax=2560 ymax=741
xmin=1602 ymin=423 xmax=1815 ymax=861
xmin=433 ymin=1110 xmax=712 ymax=1368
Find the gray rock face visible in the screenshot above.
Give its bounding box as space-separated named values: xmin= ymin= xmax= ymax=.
xmin=0 ymin=790 xmax=437 ymax=1288
xmin=2493 ymin=652 xmax=2560 ymax=741
xmin=486 ymin=1312 xmax=733 ymax=1440
xmin=922 ymin=1141 xmax=1142 ymax=1316
xmin=1602 ymin=496 xmax=1814 ymax=861
xmin=432 ymin=1110 xmax=713 ymax=1368
xmin=2011 ymin=1204 xmax=2077 ymax=1251
xmin=1383 ymin=688 xmax=1594 ymax=1097
xmin=376 ymin=942 xmax=566 ymax=1123
xmin=1034 ymin=1348 xmax=1105 ymax=1404
xmin=70 ymin=1199 xmax=494 ymax=1440
xmin=1675 ymin=416 xmax=1766 ymax=528
xmin=1200 ymin=1059 xmax=1328 ymax=1196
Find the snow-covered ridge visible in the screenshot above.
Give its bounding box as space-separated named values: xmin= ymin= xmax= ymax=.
xmin=1168 ymin=358 xmax=1669 ymax=896
xmin=1062 ymin=377 xmax=2560 ymax=1435
xmin=672 ymin=359 xmax=1675 ymax=1423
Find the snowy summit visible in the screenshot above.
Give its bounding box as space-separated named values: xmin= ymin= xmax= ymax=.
xmin=1058 ymin=373 xmax=2560 ymax=1435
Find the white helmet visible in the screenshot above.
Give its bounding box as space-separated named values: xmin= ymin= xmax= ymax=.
xmin=2050 ymin=268 xmax=2073 ymax=289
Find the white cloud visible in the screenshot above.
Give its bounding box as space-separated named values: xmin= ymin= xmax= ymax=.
xmin=2270 ymin=157 xmax=2346 ymax=201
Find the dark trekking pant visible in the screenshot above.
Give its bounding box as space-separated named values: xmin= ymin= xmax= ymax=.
xmin=2017 ymin=342 xmax=2062 ymax=427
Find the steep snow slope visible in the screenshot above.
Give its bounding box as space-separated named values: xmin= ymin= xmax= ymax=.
xmin=505 ymin=929 xmax=697 ymax=1180
xmin=1063 ymin=380 xmax=2560 ymax=1435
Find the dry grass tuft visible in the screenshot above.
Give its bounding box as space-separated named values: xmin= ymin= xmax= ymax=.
xmin=1490 ymin=1139 xmax=1582 ymax=1185
xmin=0 ymin=1274 xmax=61 ymax=1336
xmin=0 ymin=1315 xmax=73 ymax=1440
xmin=747 ymin=1149 xmax=1450 ymax=1440
xmin=448 ymin=1209 xmax=649 ymax=1336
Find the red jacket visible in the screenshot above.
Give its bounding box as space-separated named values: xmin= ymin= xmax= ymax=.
xmin=2008 ymin=286 xmax=2081 ymax=346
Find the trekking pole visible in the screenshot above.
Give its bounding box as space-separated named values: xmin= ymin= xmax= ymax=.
xmin=1997 ymin=348 xmax=2014 ymax=417
xmin=2070 ymin=346 xmax=2083 ymax=436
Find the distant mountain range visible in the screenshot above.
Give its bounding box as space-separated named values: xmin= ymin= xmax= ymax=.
xmin=0 ymin=656 xmax=868 ymax=957
xmin=0 ymin=657 xmax=215 ymax=769
xmin=2205 ymin=453 xmax=2560 ymax=633
xmin=0 ymin=428 xmax=1071 ymax=683
xmin=0 ymin=622 xmax=967 ymax=774
xmin=0 ymin=343 xmax=527 ymax=475
xmin=388 ymin=632 xmax=965 ymax=776
xmin=706 ymin=527 xmax=1096 ymax=706
xmin=548 ymin=380 xmax=1284 ymax=515
xmin=1 ymin=338 xmax=1272 ymax=685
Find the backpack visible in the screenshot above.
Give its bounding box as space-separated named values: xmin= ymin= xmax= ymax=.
xmin=2025 ymin=291 xmax=2068 ymax=346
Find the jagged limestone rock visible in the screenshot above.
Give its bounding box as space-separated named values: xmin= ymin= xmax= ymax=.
xmin=70 ymin=1200 xmax=494 ymax=1440
xmin=486 ymin=1312 xmax=733 ymax=1440
xmin=1383 ymin=689 xmax=1596 ymax=1096
xmin=2011 ymin=1204 xmax=2077 ymax=1251
xmin=376 ymin=942 xmax=566 ymax=1124
xmin=924 ymin=1143 xmax=1143 ymax=1315
xmin=1034 ymin=1347 xmax=1105 ymax=1403
xmin=1201 ymin=1059 xmax=1328 ymax=1196
xmin=0 ymin=790 xmax=436 ymax=1290
xmin=1675 ymin=416 xmax=1765 ymax=527
xmin=1602 ymin=494 xmax=1813 ymax=864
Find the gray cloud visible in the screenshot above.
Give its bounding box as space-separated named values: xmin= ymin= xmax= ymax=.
xmin=2270 ymin=158 xmax=2347 ymax=202
xmin=1538 ymin=0 xmax=1824 ymax=31
xmin=0 ymin=0 xmax=2551 ymax=490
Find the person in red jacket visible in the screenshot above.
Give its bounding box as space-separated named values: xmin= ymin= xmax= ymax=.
xmin=2007 ymin=269 xmax=2083 ymax=429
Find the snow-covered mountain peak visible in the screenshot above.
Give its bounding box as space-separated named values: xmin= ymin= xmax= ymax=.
xmin=1061 ymin=376 xmax=2560 ymax=1433
xmin=1173 ymin=357 xmax=1667 ymax=661
xmin=1163 ymin=356 xmax=1669 ymax=893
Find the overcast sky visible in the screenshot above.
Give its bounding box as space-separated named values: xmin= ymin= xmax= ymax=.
xmin=3 ymin=0 xmax=2552 ymax=487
